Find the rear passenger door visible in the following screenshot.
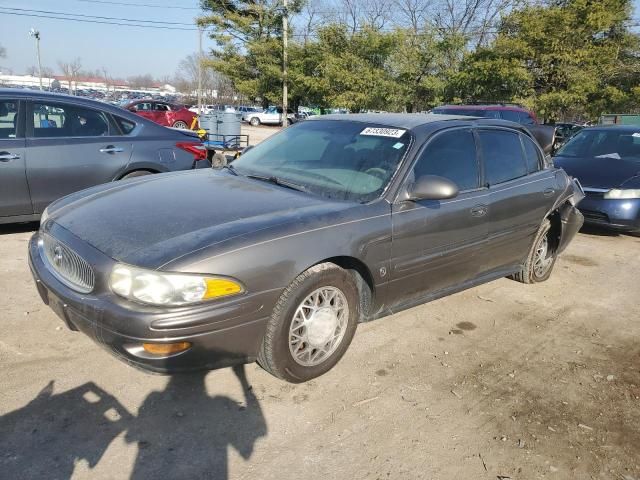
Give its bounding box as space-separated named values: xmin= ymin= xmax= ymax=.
xmin=26 ymin=100 xmax=133 ymax=213
xmin=0 ymin=99 xmax=32 ymax=218
xmin=389 ymin=128 xmax=489 ymax=307
xmin=479 ymin=128 xmax=557 ymax=272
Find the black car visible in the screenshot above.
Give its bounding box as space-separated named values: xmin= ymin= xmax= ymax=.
xmin=553 ymin=125 xmax=640 ymax=232
xmin=29 ymin=114 xmax=583 ymax=383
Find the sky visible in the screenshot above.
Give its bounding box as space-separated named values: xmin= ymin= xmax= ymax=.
xmin=1 ymin=0 xmax=639 ymax=80
xmin=0 ymin=0 xmax=209 ymax=79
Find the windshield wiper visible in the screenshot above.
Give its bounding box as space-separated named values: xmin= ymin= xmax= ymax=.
xmin=221 ymin=164 xmax=240 ymax=175
xmin=245 ymin=174 xmax=311 ymax=193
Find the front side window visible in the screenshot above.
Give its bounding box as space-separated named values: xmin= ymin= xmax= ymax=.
xmin=32 ymin=102 xmax=110 ymax=138
xmin=0 ymin=100 xmax=19 ymax=139
xmin=232 ymin=120 xmax=411 ymax=202
xmin=478 ymin=130 xmax=528 ymax=185
xmin=413 ymin=128 xmax=479 ymax=191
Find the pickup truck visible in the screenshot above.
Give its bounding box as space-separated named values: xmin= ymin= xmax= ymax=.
xmin=432 ymin=104 xmax=557 ymax=155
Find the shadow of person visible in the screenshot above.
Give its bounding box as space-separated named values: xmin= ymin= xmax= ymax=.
xmin=126 ymin=365 xmax=267 ymax=480
xmin=0 ymin=380 xmax=134 ymax=480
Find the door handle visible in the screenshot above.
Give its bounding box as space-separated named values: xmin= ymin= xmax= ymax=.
xmin=470 ymin=204 xmax=488 ymax=217
xmin=99 ymin=146 xmax=124 ymax=154
xmin=0 ymin=152 xmax=20 ymax=162
xmin=543 ymin=188 xmax=555 ymax=197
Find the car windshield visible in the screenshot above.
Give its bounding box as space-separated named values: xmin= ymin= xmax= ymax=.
xmin=556 ymin=129 xmax=640 ymax=160
xmin=231 ymin=120 xmax=411 ymax=202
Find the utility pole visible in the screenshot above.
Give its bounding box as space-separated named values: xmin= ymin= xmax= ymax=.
xmin=282 ymin=0 xmax=288 ymax=128
xmin=29 ymin=28 xmax=43 ymax=90
xmin=198 ymin=27 xmax=203 ymax=115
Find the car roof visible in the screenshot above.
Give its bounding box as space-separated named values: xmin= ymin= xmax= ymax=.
xmin=0 ymin=87 xmax=126 ymax=111
xmin=436 ymin=104 xmax=528 ymax=112
xmin=308 ymin=113 xmax=533 ymax=132
xmin=582 ymin=125 xmax=640 ymax=132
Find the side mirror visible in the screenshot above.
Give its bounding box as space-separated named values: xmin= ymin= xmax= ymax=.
xmin=406 ymin=175 xmax=459 ymax=201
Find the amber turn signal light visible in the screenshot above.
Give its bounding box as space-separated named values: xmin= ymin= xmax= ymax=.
xmin=142 ymin=342 xmax=191 ymax=355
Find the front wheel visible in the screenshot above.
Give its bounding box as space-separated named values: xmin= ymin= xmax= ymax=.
xmin=257 ymin=263 xmax=359 ymax=383
xmin=250 ymin=117 xmax=261 ymax=127
xmin=172 ymin=120 xmax=188 ymax=129
xmin=511 ymin=219 xmax=557 ymax=283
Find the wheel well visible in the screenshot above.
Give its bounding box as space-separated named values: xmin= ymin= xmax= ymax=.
xmin=119 ymin=168 xmax=158 ymax=179
xmin=547 ymin=208 xmax=563 ymax=250
xmin=320 ymin=256 xmax=375 ymax=322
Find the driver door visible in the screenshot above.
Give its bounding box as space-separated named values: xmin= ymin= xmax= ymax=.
xmin=388 ymin=127 xmax=490 ymax=308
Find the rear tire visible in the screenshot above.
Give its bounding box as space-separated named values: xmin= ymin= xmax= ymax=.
xmin=511 ymin=219 xmax=557 ymax=284
xmin=250 ymin=117 xmax=260 ymax=127
xmin=121 ymin=170 xmax=153 ymax=180
xmin=257 ymin=263 xmax=359 ymax=383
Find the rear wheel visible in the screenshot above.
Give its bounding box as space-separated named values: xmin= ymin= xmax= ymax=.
xmin=511 ymin=219 xmax=557 ymax=283
xmin=250 ymin=117 xmax=261 ymax=127
xmin=257 ymin=263 xmax=359 ymax=383
xmin=172 ymin=120 xmax=188 ymax=129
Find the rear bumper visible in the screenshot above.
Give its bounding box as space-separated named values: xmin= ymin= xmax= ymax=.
xmin=578 ymin=195 xmax=640 ymax=232
xmin=28 ymin=231 xmax=276 ymax=374
xmin=557 ymin=203 xmax=584 ymax=254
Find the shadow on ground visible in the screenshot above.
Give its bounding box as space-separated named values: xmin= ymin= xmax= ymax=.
xmin=0 ymin=221 xmax=39 ymax=235
xmin=0 ymin=365 xmax=267 ymax=479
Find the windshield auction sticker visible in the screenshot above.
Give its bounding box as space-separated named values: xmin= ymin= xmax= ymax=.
xmin=360 ymin=127 xmax=406 ymax=138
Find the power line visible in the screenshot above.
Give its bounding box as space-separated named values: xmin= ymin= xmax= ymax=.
xmin=0 ymin=11 xmax=198 ymax=30
xmin=73 ymin=0 xmax=200 ymax=10
xmin=1 ymin=6 xmax=194 ymax=25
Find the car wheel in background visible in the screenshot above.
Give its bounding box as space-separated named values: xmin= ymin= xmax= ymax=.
xmin=121 ymin=170 xmax=153 ymax=180
xmin=511 ymin=219 xmax=557 ymax=283
xmin=257 ymin=263 xmax=359 ymax=383
xmin=250 ymin=117 xmax=261 ymax=127
xmin=172 ymin=120 xmax=188 ymax=129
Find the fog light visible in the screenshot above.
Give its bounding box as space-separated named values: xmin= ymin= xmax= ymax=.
xmin=142 ymin=342 xmax=191 ymax=355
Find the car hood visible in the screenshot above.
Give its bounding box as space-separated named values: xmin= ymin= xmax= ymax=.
xmin=553 ymin=156 xmax=640 ymax=188
xmin=49 ymin=170 xmax=351 ymax=268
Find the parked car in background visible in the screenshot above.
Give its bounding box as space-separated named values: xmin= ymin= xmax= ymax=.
xmin=432 ymin=104 xmax=557 ymax=154
xmin=0 ymin=89 xmax=207 ymax=224
xmin=553 ymin=125 xmax=640 ymax=232
xmin=30 ymin=113 xmax=583 ymax=382
xmin=244 ymin=106 xmax=298 ymax=126
xmin=237 ymin=106 xmax=262 ymax=117
xmin=553 ymin=122 xmax=584 ymax=149
xmin=125 ymin=100 xmax=196 ymax=130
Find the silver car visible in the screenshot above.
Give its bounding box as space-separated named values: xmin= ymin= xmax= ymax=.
xmin=0 ymin=89 xmax=208 ymax=224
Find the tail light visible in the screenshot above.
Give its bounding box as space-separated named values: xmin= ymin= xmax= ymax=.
xmin=176 ymin=141 xmax=207 ymax=161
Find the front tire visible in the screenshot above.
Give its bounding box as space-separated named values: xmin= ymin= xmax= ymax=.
xmin=257 ymin=263 xmax=359 ymax=383
xmin=250 ymin=117 xmax=261 ymax=127
xmin=172 ymin=120 xmax=188 ymax=129
xmin=511 ymin=219 xmax=557 ymax=283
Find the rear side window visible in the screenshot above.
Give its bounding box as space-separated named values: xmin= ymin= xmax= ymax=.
xmin=501 ymin=110 xmax=521 ymax=123
xmin=0 ymin=100 xmax=19 ymax=139
xmin=522 ymin=136 xmax=542 ymax=173
xmin=520 ymin=113 xmax=536 ymax=125
xmin=478 ymin=130 xmax=527 ymax=185
xmin=114 ymin=116 xmax=136 ymax=135
xmin=414 ymin=128 xmax=479 ymax=191
xmin=32 ymin=102 xmax=110 ymax=138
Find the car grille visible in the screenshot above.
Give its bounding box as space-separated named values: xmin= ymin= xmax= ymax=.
xmin=40 ymin=233 xmax=95 ymax=293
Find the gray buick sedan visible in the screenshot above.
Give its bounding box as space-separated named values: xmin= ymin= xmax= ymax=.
xmin=29 ymin=114 xmax=584 ymax=383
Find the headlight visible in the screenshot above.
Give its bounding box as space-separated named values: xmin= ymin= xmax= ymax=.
xmin=40 ymin=206 xmax=50 ymax=225
xmin=603 ymin=189 xmax=640 ymax=199
xmin=110 ymin=264 xmax=244 ymax=306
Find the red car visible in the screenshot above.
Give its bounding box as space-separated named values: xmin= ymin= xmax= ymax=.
xmin=125 ymin=100 xmax=196 ymax=130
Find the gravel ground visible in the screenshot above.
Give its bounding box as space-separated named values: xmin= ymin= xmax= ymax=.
xmin=0 ymin=129 xmax=639 ymax=479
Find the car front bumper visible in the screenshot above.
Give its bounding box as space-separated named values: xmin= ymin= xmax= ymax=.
xmin=28 ymin=229 xmax=277 ymax=374
xmin=578 ymin=194 xmax=640 ymax=232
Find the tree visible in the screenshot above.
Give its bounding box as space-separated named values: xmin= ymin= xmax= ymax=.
xmin=127 ymin=74 xmax=155 ymax=89
xmin=58 ymin=58 xmax=82 ymax=95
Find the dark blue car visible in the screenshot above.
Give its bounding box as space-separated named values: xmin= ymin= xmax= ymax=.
xmin=553 ymin=126 xmax=640 ymax=232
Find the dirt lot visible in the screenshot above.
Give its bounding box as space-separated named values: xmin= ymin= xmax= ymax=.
xmin=1 ymin=127 xmax=639 ymax=479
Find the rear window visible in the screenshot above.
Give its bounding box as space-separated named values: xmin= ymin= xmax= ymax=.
xmin=433 ymin=108 xmax=500 ymax=119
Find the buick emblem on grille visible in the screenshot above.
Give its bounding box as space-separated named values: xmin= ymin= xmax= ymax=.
xmin=53 ymin=245 xmax=64 ymax=267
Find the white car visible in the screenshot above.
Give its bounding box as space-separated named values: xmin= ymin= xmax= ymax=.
xmin=244 ymin=106 xmax=297 ymax=126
